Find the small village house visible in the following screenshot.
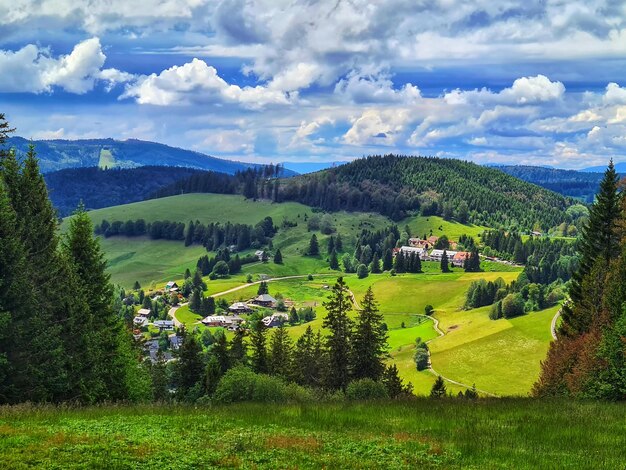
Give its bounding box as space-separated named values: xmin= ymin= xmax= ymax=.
xmin=261 ymin=313 xmax=289 ymax=328
xmin=153 ymin=320 xmax=175 ymax=331
xmin=165 ymin=281 xmax=179 ymax=292
xmin=168 ymin=334 xmax=182 ymax=350
xmin=254 ymin=250 xmax=265 ymax=260
xmin=228 ymin=302 xmax=252 ymax=314
xmin=452 ymin=251 xmax=471 ymax=267
xmin=137 ymin=308 xmax=151 ymax=317
xmin=429 ymin=249 xmax=458 ymax=261
xmin=398 ymin=246 xmax=426 ymax=258
xmin=253 ymin=293 xmax=277 ymax=308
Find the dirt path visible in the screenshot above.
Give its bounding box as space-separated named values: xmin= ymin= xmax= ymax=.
xmin=551 ymin=308 xmax=561 ymax=340
xmin=167 ymin=302 xmax=188 ymax=328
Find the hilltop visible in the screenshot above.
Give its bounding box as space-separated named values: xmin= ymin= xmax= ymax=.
xmin=7 ymin=136 xmax=294 ymax=175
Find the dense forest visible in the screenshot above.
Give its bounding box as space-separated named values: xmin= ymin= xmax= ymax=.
xmin=495 ymin=165 xmax=607 ymax=203
xmin=45 ymin=166 xmax=207 ymax=216
xmin=277 ymin=155 xmax=581 ymax=231
xmin=534 ymin=162 xmax=625 ymax=399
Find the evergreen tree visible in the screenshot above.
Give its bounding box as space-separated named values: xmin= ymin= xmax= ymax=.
xmin=351 ymin=287 xmax=388 ymax=381
xmin=257 ymin=281 xmax=269 ymax=295
xmin=189 ymin=289 xmax=202 ymax=313
xmin=289 ymin=306 xmax=299 ymax=325
xmin=329 ymin=249 xmax=339 ymax=270
xmin=334 ymin=233 xmax=343 ymax=252
xmin=382 ymin=249 xmax=393 ymax=271
xmin=192 ymin=268 xmax=205 ymax=290
xmin=440 ymin=250 xmax=450 ymax=273
xmin=175 ymin=331 xmax=204 ymax=399
xmin=249 ymin=321 xmax=268 ymax=373
xmin=369 ymin=253 xmax=381 ymax=273
xmin=382 ymin=364 xmax=412 ymax=398
xmin=203 ymin=355 xmax=221 ymax=397
xmin=357 ymin=263 xmax=368 ymax=279
xmin=293 ymin=326 xmax=325 ymax=388
xmin=133 ymin=281 xmax=141 ymax=290
xmin=185 ymin=221 xmax=195 ymax=246
xmin=229 ymin=328 xmax=247 ymax=366
xmin=327 ymin=236 xmax=335 ymax=254
xmin=151 ymin=351 xmax=169 ymax=401
xmin=184 ymin=268 xmax=192 ymax=279
xmin=563 ymin=161 xmax=621 ymax=336
xmin=394 ymin=250 xmax=406 ymax=273
xmin=323 ymin=277 xmax=353 ymax=390
xmin=212 ymin=332 xmax=230 ymax=374
xmin=273 ymin=248 xmax=283 ymax=264
xmin=308 ymin=234 xmax=320 ymax=256
xmin=269 ymin=326 xmax=293 ymax=380
xmin=430 ymin=375 xmax=447 ymax=398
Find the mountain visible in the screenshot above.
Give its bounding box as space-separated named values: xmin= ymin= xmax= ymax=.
xmin=581 ymin=161 xmax=626 ymax=173
xmin=276 ymin=155 xmax=580 ymax=231
xmin=44 ymin=166 xmax=210 ymax=217
xmin=281 ymin=161 xmax=348 ymax=174
xmin=6 ymin=136 xmax=295 ymax=175
xmin=494 ymin=165 xmax=603 ymax=203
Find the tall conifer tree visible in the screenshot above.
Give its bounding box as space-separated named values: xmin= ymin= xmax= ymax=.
xmin=351 ymin=287 xmax=388 ymax=381
xmin=323 ymin=277 xmax=353 ymax=390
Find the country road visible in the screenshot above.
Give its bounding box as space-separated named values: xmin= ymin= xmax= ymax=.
xmin=551 ymin=308 xmax=561 ymax=340
xmin=167 ymin=302 xmax=188 ymax=328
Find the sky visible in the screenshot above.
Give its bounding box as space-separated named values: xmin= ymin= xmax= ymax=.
xmin=1 ymin=1 xmax=626 ymax=169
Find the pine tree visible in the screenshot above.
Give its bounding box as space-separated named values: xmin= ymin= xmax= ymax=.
xmin=327 ymin=236 xmax=335 ymax=254
xmin=269 ymin=326 xmax=293 ymax=380
xmin=184 ymin=268 xmax=192 ymax=279
xmin=369 ymin=253 xmax=381 ymax=273
xmin=329 ymin=249 xmax=339 ymax=270
xmin=229 ymin=328 xmax=247 ymax=366
xmin=440 ymin=250 xmax=450 ymax=273
xmin=151 ymin=351 xmax=169 ymax=401
xmin=289 ymin=306 xmax=299 ymax=325
xmin=185 ymin=221 xmax=195 ymax=246
xmin=382 ymin=364 xmax=412 ymax=398
xmin=257 ymin=281 xmax=269 ymax=295
xmin=323 ymin=277 xmax=353 ymax=390
xmin=273 ymin=248 xmax=283 ymax=264
xmin=382 ymin=249 xmax=393 ymax=271
xmin=212 ymin=332 xmax=230 ymax=374
xmin=133 ymin=281 xmax=141 ymax=290
xmin=335 ymin=233 xmax=343 ymax=252
xmin=293 ymin=326 xmax=325 ymax=388
xmin=203 ymin=355 xmax=221 ymax=397
xmin=563 ymin=160 xmax=622 ymax=336
xmin=176 ymin=331 xmax=204 ymax=398
xmin=308 ymin=234 xmax=320 ymax=256
xmin=394 ymin=250 xmax=406 ymax=273
xmin=351 ymin=287 xmax=388 ymax=381
xmin=430 ymin=375 xmax=447 ymax=398
xmin=250 ymin=321 xmax=268 ymax=373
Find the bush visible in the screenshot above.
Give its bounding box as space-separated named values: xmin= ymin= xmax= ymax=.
xmin=345 ymin=378 xmax=388 ymax=400
xmin=214 ymin=366 xmax=285 ymax=404
xmin=489 ymin=301 xmax=503 ymax=320
xmin=357 ymin=264 xmax=368 ymax=279
xmin=424 ymin=304 xmax=434 ymax=315
xmin=501 ymin=293 xmax=525 ymax=319
xmin=414 ymin=350 xmax=429 ymax=371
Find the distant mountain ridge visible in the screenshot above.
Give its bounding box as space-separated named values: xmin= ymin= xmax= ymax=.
xmin=6 ymin=136 xmax=296 ymax=175
xmin=495 ymin=165 xmax=611 ymax=203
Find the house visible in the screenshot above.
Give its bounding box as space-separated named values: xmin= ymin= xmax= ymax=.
xmin=201 ymin=315 xmax=244 ymax=328
xmin=137 ymin=308 xmax=151 ymax=317
xmin=452 ymin=251 xmax=471 ymax=267
xmin=229 ymin=302 xmax=252 ymax=314
xmin=153 ymin=320 xmax=175 ymax=330
xmin=253 ymin=294 xmax=278 ymax=308
xmin=408 ymin=238 xmax=430 ymax=249
xmin=168 ymin=334 xmax=182 ymax=350
xmin=165 ymin=281 xmax=179 ymax=292
xmin=398 ymin=246 xmax=426 ymax=258
xmin=254 ymin=250 xmax=265 ymax=260
xmin=133 ymin=316 xmax=148 ymax=327
xmin=261 ymin=313 xmax=289 ymax=328
xmin=427 ymin=235 xmax=439 ymax=245
xmin=429 ymin=249 xmax=458 ymax=261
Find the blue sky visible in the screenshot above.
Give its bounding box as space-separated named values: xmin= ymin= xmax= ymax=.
xmin=1 ymin=1 xmax=626 ymax=169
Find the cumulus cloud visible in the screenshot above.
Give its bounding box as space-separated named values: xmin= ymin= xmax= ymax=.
xmin=122 ymin=58 xmax=292 ymax=108
xmin=603 ymin=82 xmax=626 ymax=105
xmin=335 ymin=72 xmax=421 ymax=104
xmin=0 ymin=37 xmax=131 ymax=94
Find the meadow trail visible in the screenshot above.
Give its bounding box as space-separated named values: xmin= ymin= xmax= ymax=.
xmin=167 ymin=302 xmax=188 ymax=328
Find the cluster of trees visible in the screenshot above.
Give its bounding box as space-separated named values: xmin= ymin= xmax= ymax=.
xmin=482 ymin=230 xmax=579 ymax=284
xmin=97 ymin=216 xmax=277 ymax=254
xmin=465 ymin=278 xmax=508 ymax=309
xmin=196 ymin=250 xmax=257 ymax=278
xmin=157 ymin=278 xmax=413 ymax=402
xmin=0 ymin=117 xmax=148 ymax=404
xmin=276 ymin=155 xmax=577 ymax=229
xmin=534 ymin=161 xmax=626 ymax=399
xmin=95 ymin=218 xmax=185 ymax=240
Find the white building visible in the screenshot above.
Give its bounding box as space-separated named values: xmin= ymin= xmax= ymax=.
xmin=429 ymin=249 xmax=457 ymax=261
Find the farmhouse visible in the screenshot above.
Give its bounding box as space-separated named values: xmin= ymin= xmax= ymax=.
xmin=201 ymin=315 xmax=244 ymax=328
xmin=429 ymin=249 xmax=457 ymax=261
xmin=165 ymin=281 xmax=179 ymax=292
xmin=153 ymin=320 xmax=175 ymax=330
xmin=261 ymin=313 xmax=289 ymax=328
xmin=254 ymin=250 xmax=265 ymax=260
xmin=408 ymin=238 xmax=431 ymax=249
xmin=229 ymin=302 xmax=252 ymax=314
xmin=253 ymin=294 xmax=277 ymax=308
xmin=427 ymin=235 xmax=439 ymax=245
xmin=398 ymin=246 xmax=426 ymax=257
xmin=452 ymin=251 xmax=471 ymax=267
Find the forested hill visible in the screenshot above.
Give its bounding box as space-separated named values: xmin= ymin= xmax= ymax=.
xmin=6 ymin=136 xmax=293 ymax=175
xmin=494 ymin=165 xmax=605 ymax=203
xmin=45 ymin=166 xmax=209 ymax=216
xmin=277 ymin=155 xmax=580 ymax=231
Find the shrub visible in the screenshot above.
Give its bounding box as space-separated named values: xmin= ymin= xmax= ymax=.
xmin=424 ymin=304 xmax=434 ymax=315
xmin=502 ymin=293 xmax=525 ymax=319
xmin=414 ymin=349 xmax=429 ymax=371
xmin=345 ymin=378 xmax=388 ymax=400
xmin=357 ymin=264 xmax=368 ymax=279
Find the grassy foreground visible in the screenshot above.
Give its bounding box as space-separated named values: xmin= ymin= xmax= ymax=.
xmin=1 ymin=400 xmax=623 ymax=469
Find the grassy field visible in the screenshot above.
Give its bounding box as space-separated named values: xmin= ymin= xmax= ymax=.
xmin=1 ymin=400 xmax=623 ymax=469
xmin=401 ymin=214 xmax=487 ymax=240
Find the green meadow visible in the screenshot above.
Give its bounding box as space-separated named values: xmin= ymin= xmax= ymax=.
xmin=1 ymin=400 xmax=623 ymax=469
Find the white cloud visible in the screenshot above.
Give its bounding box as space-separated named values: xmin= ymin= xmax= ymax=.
xmin=122 ymin=58 xmax=291 ymax=108
xmin=603 ymin=82 xmax=626 ymax=105
xmin=0 ymin=37 xmax=130 ymax=94
xmin=344 ymin=108 xmax=411 ymax=146
xmin=335 ymin=72 xmax=421 ymax=104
